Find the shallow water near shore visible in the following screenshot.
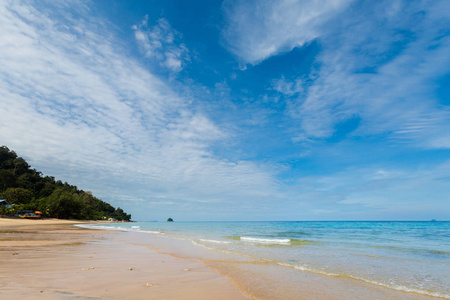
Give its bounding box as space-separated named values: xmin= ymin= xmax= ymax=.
xmin=79 ymin=221 xmax=450 ymax=299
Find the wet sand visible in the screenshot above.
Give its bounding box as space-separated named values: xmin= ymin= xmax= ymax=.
xmin=0 ymin=218 xmax=247 ymax=299
xmin=116 ymin=230 xmax=442 ymax=300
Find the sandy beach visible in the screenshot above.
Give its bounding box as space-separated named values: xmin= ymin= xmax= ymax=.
xmin=0 ymin=218 xmax=247 ymax=300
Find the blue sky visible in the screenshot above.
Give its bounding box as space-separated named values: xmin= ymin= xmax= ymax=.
xmin=0 ymin=0 xmax=449 ymax=221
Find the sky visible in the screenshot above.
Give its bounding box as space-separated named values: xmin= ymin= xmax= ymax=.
xmin=0 ymin=0 xmax=449 ymax=221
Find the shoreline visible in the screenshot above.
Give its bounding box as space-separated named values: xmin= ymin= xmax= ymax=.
xmin=1 ymin=218 xmax=446 ymax=299
xmin=91 ymin=222 xmax=446 ymax=300
xmin=0 ymin=218 xmax=247 ymax=299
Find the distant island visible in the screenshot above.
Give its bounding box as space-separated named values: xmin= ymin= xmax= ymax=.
xmin=167 ymin=218 xmax=173 ymax=222
xmin=0 ymin=146 xmax=131 ymax=221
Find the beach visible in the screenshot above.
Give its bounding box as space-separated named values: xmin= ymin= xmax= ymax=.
xmin=0 ymin=218 xmax=246 ymax=300
xmin=1 ymin=219 xmax=448 ymax=300
xmin=2 ymin=1 xmax=450 ymax=298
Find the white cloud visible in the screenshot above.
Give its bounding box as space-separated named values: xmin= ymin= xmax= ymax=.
xmin=2 ymin=1 xmax=449 ymax=221
xmin=0 ymin=1 xmax=279 ymax=218
xmin=222 ymin=1 xmax=450 ymax=149
xmin=222 ymin=0 xmax=353 ymax=65
xmin=132 ymin=16 xmax=190 ymax=72
xmin=271 ymin=76 xmax=304 ymax=96
xmin=290 ymin=0 xmax=450 ymax=147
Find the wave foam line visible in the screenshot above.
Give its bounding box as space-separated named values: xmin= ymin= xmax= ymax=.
xmin=75 ymin=224 xmax=162 ymax=234
xmin=140 ymin=230 xmax=162 ymax=234
xmin=346 ymin=275 xmax=450 ymax=299
xmin=75 ymin=224 xmax=128 ymax=231
xmin=241 ymin=237 xmax=291 ymax=244
xmin=199 ymin=239 xmax=231 ymax=244
xmin=278 ymin=262 xmax=450 ymax=299
xmin=191 ymin=240 xmax=266 ymax=261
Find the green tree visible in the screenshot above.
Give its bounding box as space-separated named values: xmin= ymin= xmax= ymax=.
xmin=0 ymin=205 xmax=7 ymax=216
xmin=79 ymin=191 xmax=97 ymax=219
xmin=0 ymin=146 xmax=132 ymax=221
xmin=4 ymin=187 xmax=33 ymax=204
xmin=35 ymin=181 xmax=54 ymax=198
xmin=114 ymin=207 xmax=131 ymax=221
xmin=0 ymin=146 xmax=17 ymax=168
xmin=47 ymin=188 xmax=83 ymax=219
xmin=17 ymin=173 xmax=39 ymax=191
xmin=12 ymin=157 xmax=29 ymax=176
xmin=0 ymin=170 xmax=16 ymax=192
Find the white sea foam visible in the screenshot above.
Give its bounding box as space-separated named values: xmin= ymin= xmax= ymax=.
xmin=277 ymin=262 xmax=340 ymax=277
xmin=140 ymin=230 xmax=162 ymax=234
xmin=277 ymin=261 xmax=450 ymax=299
xmin=75 ymin=224 xmax=162 ymax=234
xmin=192 ymin=240 xmax=232 ymax=252
xmin=74 ymin=224 xmax=91 ymax=229
xmin=75 ymin=224 xmax=127 ymax=231
xmin=241 ymin=236 xmax=291 ymax=244
xmin=199 ymin=238 xmax=231 ymax=244
xmin=191 ymin=240 xmax=262 ymax=260
xmin=346 ymin=275 xmax=450 ymax=299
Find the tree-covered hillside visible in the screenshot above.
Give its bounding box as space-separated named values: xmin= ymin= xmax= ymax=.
xmin=0 ymin=146 xmax=131 ymax=221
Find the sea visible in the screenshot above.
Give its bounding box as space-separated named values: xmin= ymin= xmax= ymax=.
xmin=78 ymin=221 xmax=450 ymax=299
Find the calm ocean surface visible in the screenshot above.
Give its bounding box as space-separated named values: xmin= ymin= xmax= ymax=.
xmin=81 ymin=221 xmax=450 ymax=298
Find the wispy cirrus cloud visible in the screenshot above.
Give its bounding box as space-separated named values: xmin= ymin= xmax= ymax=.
xmin=223 ymin=0 xmax=450 ymax=149
xmin=221 ymin=0 xmax=353 ymax=66
xmin=132 ymin=16 xmax=190 ymax=73
xmin=291 ymin=0 xmax=450 ymax=148
xmin=0 ymin=1 xmax=279 ymax=220
xmin=271 ymin=76 xmax=304 ymax=96
xmin=218 ymin=0 xmax=450 ymax=220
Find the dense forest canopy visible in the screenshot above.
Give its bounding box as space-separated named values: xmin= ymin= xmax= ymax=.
xmin=0 ymin=146 xmax=131 ymax=221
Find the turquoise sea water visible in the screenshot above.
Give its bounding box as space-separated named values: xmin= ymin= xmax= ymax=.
xmin=80 ymin=221 xmax=450 ymax=298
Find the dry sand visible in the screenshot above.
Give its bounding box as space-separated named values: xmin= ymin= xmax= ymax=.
xmin=0 ymin=218 xmax=247 ymax=300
